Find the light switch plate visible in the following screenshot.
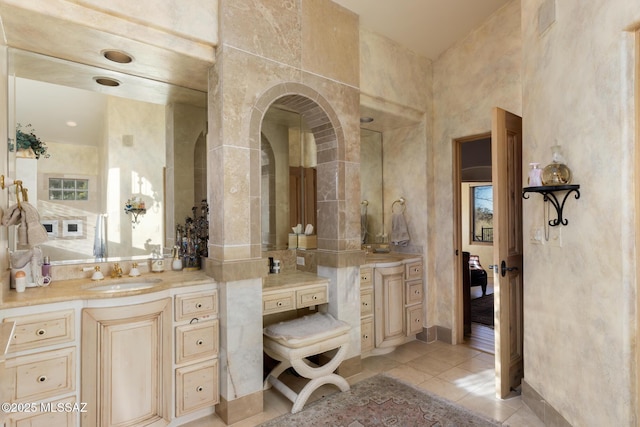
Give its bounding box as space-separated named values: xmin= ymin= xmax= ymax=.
xmin=296 ymin=256 xmax=305 ymax=266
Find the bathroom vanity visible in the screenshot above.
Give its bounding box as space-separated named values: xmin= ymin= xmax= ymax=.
xmin=0 ymin=270 xmax=218 ymax=426
xmin=360 ymin=253 xmax=424 ymax=357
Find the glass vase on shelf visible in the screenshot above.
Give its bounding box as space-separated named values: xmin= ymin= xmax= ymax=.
xmin=527 ymin=163 xmax=542 ymax=187
xmin=542 ymin=145 xmax=572 ymax=186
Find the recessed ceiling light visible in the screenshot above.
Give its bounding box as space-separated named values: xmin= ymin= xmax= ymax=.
xmin=102 ymin=49 xmax=133 ymax=64
xmin=94 ymin=77 xmax=120 ymax=87
xmin=66 ymin=121 xmax=77 ymax=127
xmin=360 ymin=117 xmax=374 ymax=123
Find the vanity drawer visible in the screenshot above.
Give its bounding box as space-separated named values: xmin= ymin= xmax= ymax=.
xmin=7 ymin=347 xmax=75 ymax=402
xmin=175 ymin=320 xmax=219 ymax=365
xmin=406 ymin=305 xmax=423 ymax=336
xmin=360 ymin=287 xmax=374 ymax=317
xmin=297 ymin=286 xmax=327 ymax=308
xmin=405 ymin=261 xmax=423 ymax=281
xmin=175 ymin=358 xmax=219 ymax=416
xmin=360 ymin=267 xmax=373 ymax=286
xmin=405 ymin=280 xmax=423 ymax=305
xmin=4 ymin=310 xmax=74 ymax=353
xmin=8 ymin=396 xmax=77 ymax=427
xmin=175 ymin=291 xmax=218 ymax=322
xmin=361 ymin=317 xmax=374 ymax=353
xmin=263 ymin=291 xmax=295 ymax=315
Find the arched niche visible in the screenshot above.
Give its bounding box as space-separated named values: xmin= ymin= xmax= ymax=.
xmin=250 ymin=83 xmax=345 ymax=252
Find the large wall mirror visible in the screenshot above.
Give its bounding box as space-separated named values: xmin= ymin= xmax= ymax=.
xmin=8 ymin=49 xmax=207 ymax=264
xmin=261 ymin=105 xmax=317 ymax=251
xmin=360 ymin=128 xmax=383 ymax=244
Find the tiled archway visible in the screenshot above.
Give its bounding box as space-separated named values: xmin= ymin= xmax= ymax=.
xmin=251 ymin=83 xmax=345 ymax=252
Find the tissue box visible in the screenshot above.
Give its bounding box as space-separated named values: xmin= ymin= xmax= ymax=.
xmin=297 ymin=235 xmax=317 ymax=249
xmin=288 ymin=234 xmax=298 ymax=249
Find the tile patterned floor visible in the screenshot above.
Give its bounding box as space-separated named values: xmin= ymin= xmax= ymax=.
xmin=183 ymin=339 xmax=545 ymax=427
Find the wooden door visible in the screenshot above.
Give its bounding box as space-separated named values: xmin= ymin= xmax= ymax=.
xmin=491 ymin=108 xmax=524 ymax=398
xmin=82 ymin=299 xmax=171 ymax=427
xmin=374 ymin=265 xmax=405 ymax=347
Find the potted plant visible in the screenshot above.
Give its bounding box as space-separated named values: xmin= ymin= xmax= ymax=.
xmin=12 ymin=123 xmax=50 ymax=159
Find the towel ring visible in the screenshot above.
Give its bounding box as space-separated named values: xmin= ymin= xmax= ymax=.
xmin=391 ymin=197 xmax=406 ymax=214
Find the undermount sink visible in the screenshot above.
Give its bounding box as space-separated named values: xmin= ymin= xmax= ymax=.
xmin=88 ymin=279 xmax=163 ymax=292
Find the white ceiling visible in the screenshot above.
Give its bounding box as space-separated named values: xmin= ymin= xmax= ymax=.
xmin=332 ymin=0 xmax=511 ymax=60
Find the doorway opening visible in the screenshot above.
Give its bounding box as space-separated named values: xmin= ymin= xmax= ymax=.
xmin=454 ymin=134 xmax=495 ymax=354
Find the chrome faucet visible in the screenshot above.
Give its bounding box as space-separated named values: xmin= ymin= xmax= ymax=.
xmin=111 ymin=263 xmax=123 ymax=278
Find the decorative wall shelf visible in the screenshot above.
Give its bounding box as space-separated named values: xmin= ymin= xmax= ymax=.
xmin=522 ymin=185 xmax=580 ymax=227
xmin=124 ymin=207 xmax=146 ymax=225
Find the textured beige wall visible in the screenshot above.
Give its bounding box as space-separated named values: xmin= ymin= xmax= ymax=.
xmin=432 ymin=0 xmax=521 ymax=335
xmin=359 ymin=28 xmax=433 ymax=323
xmin=521 ymin=0 xmax=640 ymax=424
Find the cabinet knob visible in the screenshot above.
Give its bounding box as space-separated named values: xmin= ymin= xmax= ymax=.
xmin=312 ymin=295 xmax=317 ymax=300
xmin=37 ymin=375 xmax=48 ymax=383
xmin=195 ymin=303 xmax=203 ymax=309
xmin=196 ymin=339 xmax=204 ymax=346
xmin=196 ymin=386 xmax=204 ymax=392
xmin=277 ymin=301 xmax=283 ymax=307
xmin=363 ymin=334 xmax=368 ymax=339
xmin=362 ymin=302 xmax=368 ymax=307
xmin=36 ymin=328 xmax=47 ymax=336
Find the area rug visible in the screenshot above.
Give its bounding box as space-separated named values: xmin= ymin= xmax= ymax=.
xmin=259 ymin=374 xmax=501 ymax=426
xmin=471 ymin=293 xmax=494 ymax=327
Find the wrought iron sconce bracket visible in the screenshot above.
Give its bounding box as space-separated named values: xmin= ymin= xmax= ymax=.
xmin=522 ymin=184 xmax=580 ymax=226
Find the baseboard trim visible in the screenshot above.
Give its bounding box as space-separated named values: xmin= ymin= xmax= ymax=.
xmin=522 ymin=379 xmax=572 ymax=427
xmin=216 ymin=389 xmax=263 ymax=425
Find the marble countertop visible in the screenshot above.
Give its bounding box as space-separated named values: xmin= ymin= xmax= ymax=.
xmin=1 ymin=270 xmax=215 ymax=309
xmin=362 ymin=252 xmax=422 ymax=267
xmin=263 ymin=271 xmax=329 ymax=292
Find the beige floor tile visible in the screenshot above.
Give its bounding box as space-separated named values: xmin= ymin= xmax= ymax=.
xmin=405 ymin=353 xmax=457 ymax=376
xmin=428 ymin=345 xmax=481 ymax=365
xmin=416 ymin=376 xmax=470 ymax=402
xmin=503 ymin=404 xmax=547 ymax=427
xmin=437 ymin=366 xmax=494 ymax=393
xmin=360 ymin=354 xmax=400 ymax=373
xmin=457 ymin=392 xmax=519 ymax=423
xmin=385 ymin=364 xmax=433 ymax=385
xmin=187 ymin=340 xmax=549 ymax=426
xmin=396 ymin=339 xmax=435 ymax=354
xmin=456 ymin=354 xmax=495 ymax=374
xmin=383 ymin=344 xmax=424 ymax=363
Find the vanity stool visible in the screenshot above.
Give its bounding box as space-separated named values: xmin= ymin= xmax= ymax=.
xmin=263 ymin=312 xmax=351 ymax=414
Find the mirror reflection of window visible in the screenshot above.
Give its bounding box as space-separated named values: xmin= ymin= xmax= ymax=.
xmin=9 ymin=48 xmax=206 ymax=263
xmin=471 ymin=185 xmax=493 ymax=243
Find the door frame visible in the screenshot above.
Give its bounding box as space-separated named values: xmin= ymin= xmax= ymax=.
xmin=453 ymin=132 xmax=492 ymax=344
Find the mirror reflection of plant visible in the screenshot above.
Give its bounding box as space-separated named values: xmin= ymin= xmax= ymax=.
xmin=12 ymin=123 xmax=51 ymax=159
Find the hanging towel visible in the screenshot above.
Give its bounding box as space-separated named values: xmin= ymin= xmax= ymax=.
xmin=390 ymin=212 xmax=410 ymax=246
xmin=2 ymin=202 xmax=48 ymax=247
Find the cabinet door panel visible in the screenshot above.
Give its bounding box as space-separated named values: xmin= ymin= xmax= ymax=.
xmin=374 ymin=265 xmax=405 ymax=346
xmin=82 ymin=298 xmax=171 ymax=427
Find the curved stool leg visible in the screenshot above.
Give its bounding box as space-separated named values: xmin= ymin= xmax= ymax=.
xmin=291 ymin=374 xmax=351 ymax=414
xmin=290 ymin=343 xmax=349 ymax=379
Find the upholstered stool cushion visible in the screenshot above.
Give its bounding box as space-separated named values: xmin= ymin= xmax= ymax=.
xmin=264 ymin=312 xmax=350 ymax=349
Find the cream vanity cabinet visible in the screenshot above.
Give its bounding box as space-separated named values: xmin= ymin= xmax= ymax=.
xmin=361 ymin=257 xmax=424 ymax=355
xmin=82 ymin=298 xmax=172 ymax=427
xmin=81 ymin=287 xmax=220 ymax=426
xmin=173 ymin=290 xmax=219 ymax=417
xmin=359 ymin=267 xmax=374 ymax=353
xmin=2 ymin=306 xmax=80 ymax=427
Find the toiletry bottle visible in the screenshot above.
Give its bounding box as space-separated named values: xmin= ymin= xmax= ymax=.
xmin=42 ymin=256 xmax=51 ymax=278
xmin=172 ymin=246 xmax=183 ymax=271
xmin=150 ymin=249 xmax=165 ymax=273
